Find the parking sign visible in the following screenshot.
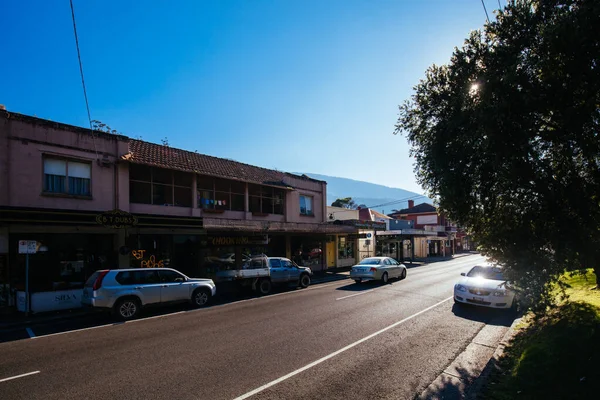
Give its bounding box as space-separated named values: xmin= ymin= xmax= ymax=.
xmin=18 ymin=240 xmax=38 ymax=254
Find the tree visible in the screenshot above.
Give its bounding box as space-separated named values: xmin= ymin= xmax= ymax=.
xmin=395 ymin=0 xmax=600 ymax=306
xmin=91 ymin=120 xmax=122 ymax=135
xmin=331 ymin=197 xmax=357 ymax=209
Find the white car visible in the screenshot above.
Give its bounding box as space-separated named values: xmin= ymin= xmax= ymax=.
xmin=454 ymin=265 xmax=516 ymax=309
xmin=350 ymin=257 xmax=407 ymax=284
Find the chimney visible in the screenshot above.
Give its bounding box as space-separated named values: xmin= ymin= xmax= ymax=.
xmin=408 ymin=200 xmax=415 ymax=208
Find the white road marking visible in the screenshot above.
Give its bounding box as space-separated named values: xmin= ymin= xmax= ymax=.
xmin=0 ymin=371 xmax=41 ymax=383
xmin=233 ymin=296 xmax=453 ymax=400
xmin=28 ymin=282 xmax=345 ymax=339
xmin=336 ymin=289 xmax=374 ymax=300
xmin=25 ymin=327 xmax=35 ymax=338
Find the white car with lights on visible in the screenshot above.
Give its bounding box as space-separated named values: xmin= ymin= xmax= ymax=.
xmin=454 ymin=265 xmax=516 ymax=309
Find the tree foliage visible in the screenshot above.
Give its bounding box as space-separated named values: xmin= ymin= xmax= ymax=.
xmin=396 ymin=0 xmax=600 ymax=308
xmin=331 ymin=197 xmax=358 ymax=209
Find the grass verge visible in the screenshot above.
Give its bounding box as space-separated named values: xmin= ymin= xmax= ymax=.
xmin=480 ymin=269 xmax=600 ymax=400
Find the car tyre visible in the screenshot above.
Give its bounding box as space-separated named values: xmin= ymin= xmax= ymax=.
xmin=382 ymin=272 xmax=389 ymax=284
xmin=192 ymin=288 xmax=211 ymax=308
xmin=114 ymin=297 xmax=141 ymax=321
xmin=354 ymin=279 xmax=362 ymax=284
xmin=299 ymin=274 xmax=311 ymax=288
xmin=257 ymin=278 xmax=272 ymax=296
xmin=400 ymin=268 xmax=407 ymax=280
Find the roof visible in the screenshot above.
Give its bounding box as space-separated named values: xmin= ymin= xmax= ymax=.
xmin=394 ymin=202 xmax=437 ymax=215
xmin=123 ymin=139 xmax=324 ymax=187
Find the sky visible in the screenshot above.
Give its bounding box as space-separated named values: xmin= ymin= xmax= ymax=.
xmin=0 ymin=0 xmax=499 ymax=194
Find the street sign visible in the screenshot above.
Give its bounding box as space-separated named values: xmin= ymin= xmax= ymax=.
xmin=18 ymin=240 xmax=37 ymax=254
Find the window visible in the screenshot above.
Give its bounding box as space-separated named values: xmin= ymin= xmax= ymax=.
xmin=269 ymin=258 xmax=281 ymax=268
xmin=129 ymin=164 xmax=192 ymax=207
xmin=384 ymin=259 xmax=392 ymax=265
xmin=300 ymin=195 xmax=313 ymax=216
xmin=159 ymin=269 xmax=186 ymax=283
xmin=197 ymin=176 xmax=247 ymax=212
xmin=338 ymin=236 xmax=355 ymax=259
xmin=249 ymin=185 xmax=285 ymax=215
xmin=43 ymin=158 xmax=91 ymax=196
xmin=115 ymin=270 xmax=160 ymax=285
xmin=281 ymin=259 xmax=293 ymax=268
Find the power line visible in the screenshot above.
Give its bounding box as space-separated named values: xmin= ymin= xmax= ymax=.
xmin=480 ymin=0 xmax=490 ymax=23
xmin=69 ymin=0 xmax=99 ymax=157
xmin=497 ymin=0 xmax=502 ymax=9
xmin=329 ymin=194 xmax=429 ymax=216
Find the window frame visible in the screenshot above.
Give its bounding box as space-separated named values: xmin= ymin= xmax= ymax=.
xmin=129 ymin=165 xmax=193 ymax=207
xmin=249 ymin=184 xmax=285 ymax=215
xmin=42 ymin=156 xmax=93 ymax=198
xmin=299 ymin=195 xmax=314 ymax=216
xmin=197 ymin=175 xmax=247 ymax=212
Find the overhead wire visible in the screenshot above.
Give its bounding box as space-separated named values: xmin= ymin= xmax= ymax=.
xmin=480 ymin=0 xmax=490 ymax=23
xmin=69 ymin=0 xmax=99 ymax=159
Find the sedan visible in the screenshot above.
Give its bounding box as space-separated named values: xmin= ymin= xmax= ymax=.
xmin=350 ymin=257 xmax=407 ymax=284
xmin=454 ymin=265 xmax=516 ymax=309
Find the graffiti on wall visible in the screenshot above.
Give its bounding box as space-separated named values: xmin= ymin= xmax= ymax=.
xmin=131 ymin=250 xmax=165 ymax=268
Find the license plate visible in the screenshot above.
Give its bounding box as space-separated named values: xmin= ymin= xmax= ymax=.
xmin=474 ymin=296 xmax=484 ymax=302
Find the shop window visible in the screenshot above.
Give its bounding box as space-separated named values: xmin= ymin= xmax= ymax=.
xmin=198 ymin=175 xmax=248 ymax=212
xmin=129 ymin=165 xmax=192 ymax=207
xmin=43 ymin=158 xmax=91 ymax=196
xmin=338 ymin=237 xmax=355 ymax=259
xmin=300 ymin=195 xmax=313 ymax=216
xmin=249 ymin=184 xmax=285 ymax=215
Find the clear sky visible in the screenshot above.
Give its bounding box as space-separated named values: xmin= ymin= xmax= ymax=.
xmin=0 ymin=0 xmax=498 ymax=194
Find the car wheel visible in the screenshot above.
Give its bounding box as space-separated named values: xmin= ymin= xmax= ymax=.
xmin=354 ymin=279 xmax=362 ymax=284
xmin=382 ymin=272 xmax=389 ymax=284
xmin=192 ymin=288 xmax=211 ymax=308
xmin=114 ymin=297 xmax=141 ymax=321
xmin=299 ymin=274 xmax=311 ymax=288
xmin=400 ymin=268 xmax=407 ymax=280
xmin=257 ymin=278 xmax=272 ymax=296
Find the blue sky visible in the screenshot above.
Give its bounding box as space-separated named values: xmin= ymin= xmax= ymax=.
xmin=0 ymin=1 xmax=499 ymax=194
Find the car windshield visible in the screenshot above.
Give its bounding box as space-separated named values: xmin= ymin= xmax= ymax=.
xmin=359 ymin=258 xmax=381 ymax=265
xmin=467 ymin=265 xmax=505 ymax=280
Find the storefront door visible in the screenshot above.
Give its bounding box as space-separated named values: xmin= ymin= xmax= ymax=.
xmin=326 ymin=241 xmax=336 ymax=268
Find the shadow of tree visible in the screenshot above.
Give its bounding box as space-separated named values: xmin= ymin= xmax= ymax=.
xmin=451 ymin=303 xmax=518 ymax=327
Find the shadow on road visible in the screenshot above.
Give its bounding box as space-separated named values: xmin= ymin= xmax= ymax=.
xmin=334 ymin=280 xmax=394 ymax=292
xmin=417 ymin=363 xmax=491 ymax=400
xmin=451 ymin=302 xmax=518 ymax=327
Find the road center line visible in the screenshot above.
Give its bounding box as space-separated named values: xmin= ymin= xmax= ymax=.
xmin=336 ymin=289 xmax=374 ymax=300
xmin=232 ymin=296 xmax=453 ymax=400
xmin=26 ymin=327 xmax=36 ymax=338
xmin=0 ymin=371 xmax=41 ymax=383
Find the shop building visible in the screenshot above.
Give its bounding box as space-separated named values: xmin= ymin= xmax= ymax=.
xmin=0 ymin=110 xmax=352 ymax=313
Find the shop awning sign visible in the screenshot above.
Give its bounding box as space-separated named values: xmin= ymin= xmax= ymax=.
xmin=96 ymin=209 xmax=138 ymax=229
xmin=18 ymin=240 xmax=37 ymax=254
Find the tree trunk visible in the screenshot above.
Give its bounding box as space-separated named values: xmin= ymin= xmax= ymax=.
xmin=594 ymin=265 xmax=600 ymax=288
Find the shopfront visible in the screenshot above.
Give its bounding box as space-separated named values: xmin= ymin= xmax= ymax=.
xmin=290 ymin=235 xmax=325 ymax=270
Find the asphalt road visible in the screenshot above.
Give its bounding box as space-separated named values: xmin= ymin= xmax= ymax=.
xmin=0 ymin=254 xmax=516 ymax=400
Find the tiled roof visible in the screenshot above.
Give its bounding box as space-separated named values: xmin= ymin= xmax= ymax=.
xmin=123 ymin=140 xmax=323 ymax=186
xmin=395 ymin=203 xmax=437 ymax=215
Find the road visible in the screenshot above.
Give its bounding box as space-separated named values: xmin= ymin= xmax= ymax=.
xmin=0 ymin=254 xmax=516 ymax=400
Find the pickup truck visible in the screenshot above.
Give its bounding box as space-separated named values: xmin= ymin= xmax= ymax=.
xmin=214 ymin=255 xmax=313 ymax=295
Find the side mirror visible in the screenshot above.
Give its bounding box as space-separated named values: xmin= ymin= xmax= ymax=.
xmin=460 ymin=272 xmax=466 ymax=276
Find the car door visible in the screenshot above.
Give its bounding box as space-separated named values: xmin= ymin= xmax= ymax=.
xmin=119 ymin=270 xmax=161 ymax=305
xmin=382 ymin=258 xmax=392 ymax=276
xmin=389 ymin=258 xmax=401 ymax=278
xmin=269 ymin=258 xmax=286 ymax=283
xmin=281 ymin=258 xmax=297 ymax=282
xmin=158 ymin=269 xmax=190 ymax=302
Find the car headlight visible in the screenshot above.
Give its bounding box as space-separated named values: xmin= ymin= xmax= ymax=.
xmin=493 ymin=290 xmax=506 ymax=297
xmin=455 ymin=284 xmax=467 ymax=292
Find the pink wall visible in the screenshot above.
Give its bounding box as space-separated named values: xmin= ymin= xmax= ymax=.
xmin=0 ymin=111 xmax=328 ymax=223
xmin=0 ymin=112 xmax=128 ymax=212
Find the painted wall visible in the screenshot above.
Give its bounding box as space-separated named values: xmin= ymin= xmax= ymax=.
xmin=0 ymin=112 xmax=128 ymax=212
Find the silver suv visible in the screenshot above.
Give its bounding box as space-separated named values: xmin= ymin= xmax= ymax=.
xmin=82 ymin=268 xmax=216 ymax=320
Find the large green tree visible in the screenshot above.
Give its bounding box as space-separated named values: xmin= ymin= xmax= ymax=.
xmin=396 ymin=0 xmax=600 ymax=305
xmin=331 ymin=197 xmax=357 ymax=209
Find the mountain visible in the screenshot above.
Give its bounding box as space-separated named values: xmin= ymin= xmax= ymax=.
xmin=297 ymin=173 xmax=432 ymax=215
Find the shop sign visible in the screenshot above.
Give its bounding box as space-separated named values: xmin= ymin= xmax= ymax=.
xmin=31 ymin=290 xmax=83 ymax=313
xmin=210 ymin=235 xmax=269 ymax=246
xmin=96 ymin=209 xmax=138 ymax=229
xmin=347 ymin=233 xmax=369 ymax=240
xmin=18 ymin=240 xmax=38 ymax=254
xmin=336 ymin=220 xmax=387 ymax=230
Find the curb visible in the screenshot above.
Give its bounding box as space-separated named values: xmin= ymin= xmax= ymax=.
xmin=418 ymin=314 xmax=522 ymax=400
xmin=0 ymin=309 xmax=95 ymax=331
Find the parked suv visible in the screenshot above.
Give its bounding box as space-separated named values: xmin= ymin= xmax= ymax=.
xmin=82 ymin=268 xmax=216 ymax=321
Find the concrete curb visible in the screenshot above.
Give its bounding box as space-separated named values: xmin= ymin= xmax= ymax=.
xmin=417 ymin=314 xmax=522 ymax=400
